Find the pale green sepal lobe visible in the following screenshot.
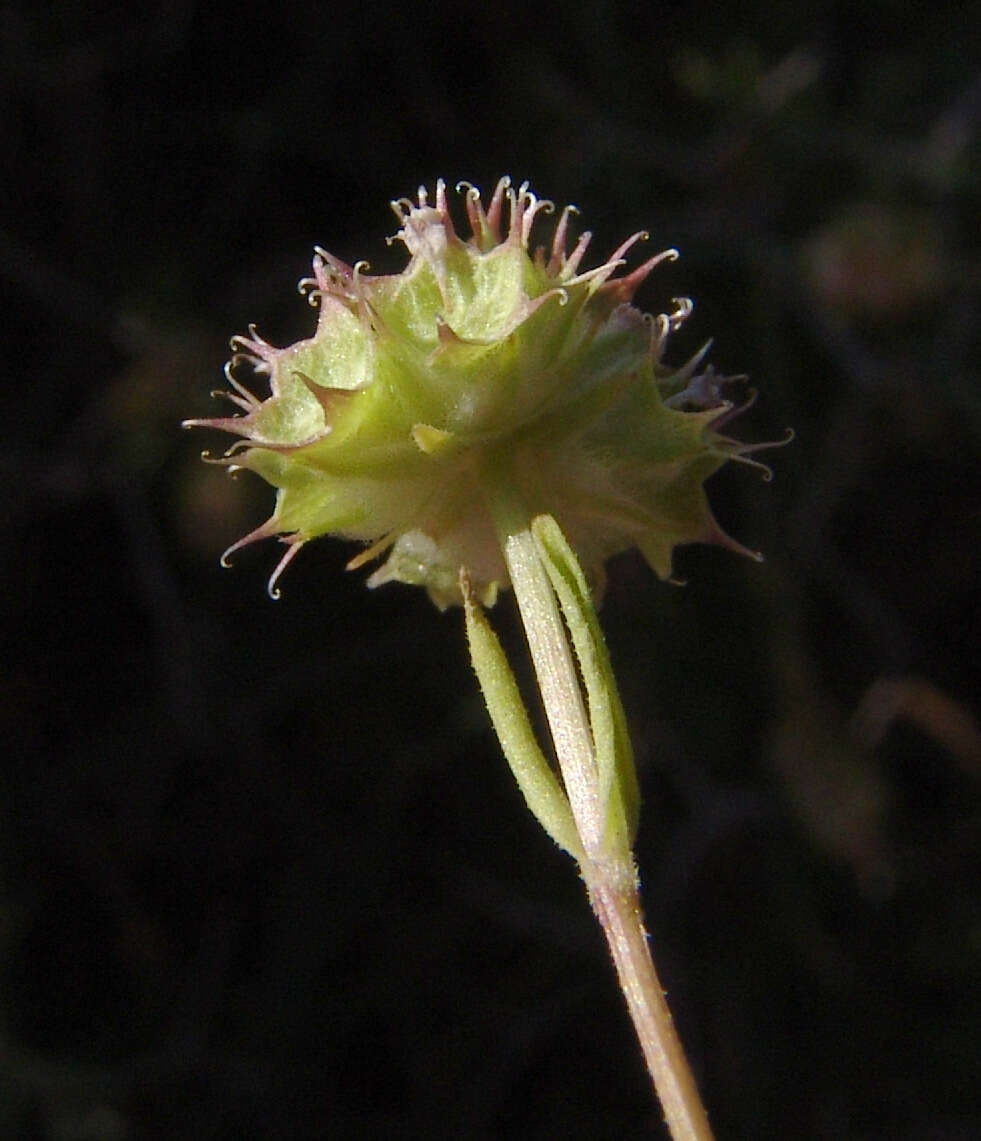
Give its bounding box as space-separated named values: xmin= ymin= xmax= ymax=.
xmin=462 ymin=571 xmax=584 ymax=861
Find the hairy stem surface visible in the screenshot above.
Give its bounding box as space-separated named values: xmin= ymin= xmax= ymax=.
xmin=585 ymin=864 xmax=714 ymax=1141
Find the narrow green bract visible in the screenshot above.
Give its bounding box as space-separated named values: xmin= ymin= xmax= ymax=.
xmin=462 ymin=569 xmax=584 ymax=859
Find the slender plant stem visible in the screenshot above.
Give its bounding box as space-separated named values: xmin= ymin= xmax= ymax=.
xmin=585 ymin=863 xmax=715 ymax=1141
xmin=484 ymin=465 xmax=714 ymax=1140
xmin=502 ymin=527 xmax=604 ymax=854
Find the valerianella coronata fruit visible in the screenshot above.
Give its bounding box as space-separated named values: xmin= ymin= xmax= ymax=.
xmin=185 ymin=178 xmax=764 ymax=608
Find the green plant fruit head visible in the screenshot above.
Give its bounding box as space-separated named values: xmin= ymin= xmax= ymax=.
xmin=185 ymin=178 xmax=770 ymax=607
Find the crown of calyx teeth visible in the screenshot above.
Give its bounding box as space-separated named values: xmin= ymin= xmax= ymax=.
xmin=185 ymin=177 xmax=774 ymax=607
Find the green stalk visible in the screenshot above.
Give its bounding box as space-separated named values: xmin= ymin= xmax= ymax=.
xmin=500 ymin=523 xmax=605 ymax=855
xmin=470 ymin=461 xmax=715 ymax=1141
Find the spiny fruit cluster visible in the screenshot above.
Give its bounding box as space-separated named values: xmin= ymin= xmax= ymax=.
xmin=186 ymin=178 xmax=768 ymax=607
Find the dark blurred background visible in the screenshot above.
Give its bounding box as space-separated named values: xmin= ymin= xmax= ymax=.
xmin=2 ymin=1 xmax=979 ymax=1138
